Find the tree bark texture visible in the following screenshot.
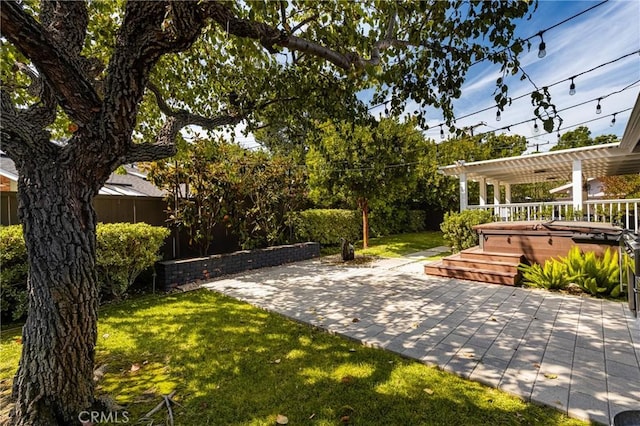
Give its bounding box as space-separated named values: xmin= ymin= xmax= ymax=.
xmin=10 ymin=158 xmax=99 ymax=426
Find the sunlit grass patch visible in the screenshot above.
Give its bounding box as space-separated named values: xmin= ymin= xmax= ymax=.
xmin=357 ymin=231 xmax=446 ymax=257
xmin=0 ymin=290 xmax=586 ymax=425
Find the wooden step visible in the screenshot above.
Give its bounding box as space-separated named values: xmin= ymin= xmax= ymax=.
xmin=442 ymin=253 xmax=521 ymax=273
xmin=424 ymin=261 xmax=519 ymax=286
xmin=459 ymin=246 xmax=526 ymax=264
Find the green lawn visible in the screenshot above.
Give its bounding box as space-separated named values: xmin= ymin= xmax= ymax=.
xmin=357 ymin=231 xmax=447 ymax=258
xmin=1 ymin=291 xmax=585 ymax=425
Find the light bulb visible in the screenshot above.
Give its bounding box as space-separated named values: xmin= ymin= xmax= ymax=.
xmin=596 ymin=98 xmax=602 ymax=114
xmin=533 ymin=120 xmax=539 ymax=133
xmin=496 ymin=109 xmax=501 ymax=121
xmin=440 ymin=126 xmax=444 ymax=139
xmin=538 ymin=41 xmax=546 ymax=58
xmin=611 ymin=114 xmax=617 ymax=127
xmin=569 ymin=78 xmax=576 ymax=96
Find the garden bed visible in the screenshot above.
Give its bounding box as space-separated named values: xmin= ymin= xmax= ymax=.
xmin=156 ymin=242 xmax=320 ymax=289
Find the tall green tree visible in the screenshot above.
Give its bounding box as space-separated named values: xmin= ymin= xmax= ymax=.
xmin=551 ymin=126 xmax=618 ymax=151
xmin=414 ymin=133 xmax=527 ymax=212
xmin=0 ymin=1 xmax=537 ymax=423
xmin=307 ymin=118 xmax=427 ymax=247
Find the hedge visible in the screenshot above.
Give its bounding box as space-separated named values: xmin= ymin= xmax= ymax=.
xmin=369 ymin=207 xmax=427 ymax=237
xmin=291 ymin=209 xmax=361 ymax=245
xmin=0 ymin=226 xmax=29 ymax=320
xmin=0 ymin=223 xmax=169 ymax=321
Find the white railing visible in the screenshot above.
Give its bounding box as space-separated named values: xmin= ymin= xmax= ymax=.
xmin=468 ymin=198 xmax=639 ymax=233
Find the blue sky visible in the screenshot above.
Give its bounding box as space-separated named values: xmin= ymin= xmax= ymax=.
xmin=406 ymin=0 xmax=640 ymax=151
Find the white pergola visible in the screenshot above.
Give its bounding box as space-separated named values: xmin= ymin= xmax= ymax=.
xmin=440 ymin=94 xmax=640 ymax=212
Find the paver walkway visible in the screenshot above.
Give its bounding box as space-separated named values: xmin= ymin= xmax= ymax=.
xmin=202 ymin=251 xmax=640 ymax=425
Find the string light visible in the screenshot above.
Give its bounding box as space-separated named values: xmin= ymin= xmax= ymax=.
xmin=596 ymin=98 xmax=602 ymax=114
xmin=440 ymin=125 xmax=445 ymax=139
xmin=537 ymin=33 xmax=546 ymax=59
xmin=611 ymin=113 xmax=617 ymax=126
xmin=496 ymin=108 xmax=501 ymax=121
xmin=569 ymin=77 xmax=576 ymax=95
xmin=424 ymin=53 xmax=639 ymax=133
xmin=533 ymin=119 xmax=539 ymax=133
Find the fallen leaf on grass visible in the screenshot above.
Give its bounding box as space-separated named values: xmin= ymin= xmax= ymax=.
xmin=544 ymin=373 xmax=558 ymax=379
xmin=341 ymin=376 xmax=354 ymax=384
xmin=276 ymin=414 xmax=289 ymax=425
xmin=309 ymin=413 xmax=315 ymax=420
xmin=130 ymin=363 xmax=141 ymax=372
xmin=340 ymin=415 xmax=350 ymax=423
xmin=269 ymin=359 xmax=281 ymax=364
xmin=423 ymin=388 xmax=434 ymax=395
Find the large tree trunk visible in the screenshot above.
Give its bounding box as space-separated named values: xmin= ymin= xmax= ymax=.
xmin=11 ymin=158 xmax=99 ymax=426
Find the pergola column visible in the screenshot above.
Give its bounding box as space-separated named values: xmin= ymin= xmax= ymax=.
xmin=479 ymin=177 xmax=487 ymax=206
xmin=572 ymin=159 xmax=583 ymax=212
xmin=459 ymin=172 xmax=468 ymax=212
xmin=493 ymin=181 xmax=501 ymax=206
xmin=504 ymin=183 xmax=512 ymax=204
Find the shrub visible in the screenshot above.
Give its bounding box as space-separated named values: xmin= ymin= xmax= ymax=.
xmin=96 ymin=223 xmax=170 ymax=298
xmin=0 ymin=225 xmax=29 ymax=320
xmin=519 ymin=247 xmax=621 ymax=297
xmin=563 ymin=246 xmax=620 ymax=297
xmin=440 ymin=209 xmax=493 ymax=252
xmin=518 ymin=259 xmax=576 ymax=290
xmin=1 ymin=223 xmax=170 ymax=320
xmin=291 ymin=209 xmax=360 ymax=245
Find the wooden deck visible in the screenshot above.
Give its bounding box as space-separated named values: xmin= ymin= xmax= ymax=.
xmin=424 ymin=247 xmax=523 ymax=285
xmin=425 ymin=221 xmax=623 ymax=286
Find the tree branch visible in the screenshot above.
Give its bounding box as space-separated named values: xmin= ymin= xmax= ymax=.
xmin=12 ymin=62 xmax=58 ymax=128
xmin=40 ymin=1 xmax=88 ymax=57
xmin=123 ymin=141 xmax=177 ymax=164
xmin=124 ymin=83 xmax=250 ymax=163
xmin=147 ymin=83 xmax=245 ymax=131
xmin=290 ymin=15 xmax=319 ymax=34
xmin=0 ymin=2 xmax=101 ymax=125
xmin=203 ymin=3 xmax=410 ymax=72
xmin=204 ymin=3 xmax=356 ymax=70
xmin=0 ymin=88 xmax=59 ymax=159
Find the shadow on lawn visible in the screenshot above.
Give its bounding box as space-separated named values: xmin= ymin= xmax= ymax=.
xmin=90 ymin=290 xmax=580 ymax=426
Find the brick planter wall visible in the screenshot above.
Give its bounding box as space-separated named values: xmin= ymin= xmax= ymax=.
xmin=156 ymin=242 xmax=320 ymax=290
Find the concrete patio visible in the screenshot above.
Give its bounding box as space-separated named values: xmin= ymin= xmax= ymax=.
xmin=201 ymin=251 xmax=640 ymax=425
